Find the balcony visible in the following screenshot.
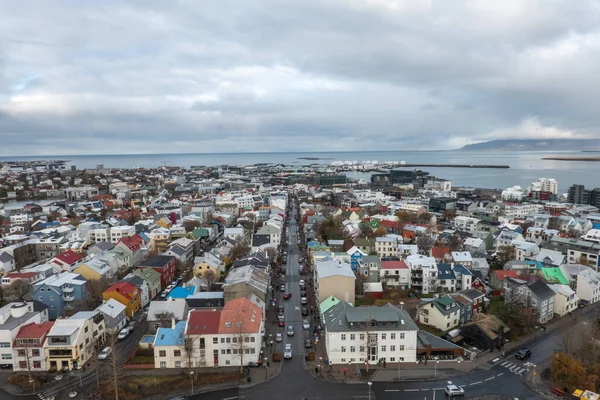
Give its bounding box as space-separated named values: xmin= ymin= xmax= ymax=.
xmin=62 ymin=286 xmax=74 ymax=293
xmin=62 ymin=295 xmax=74 ymax=302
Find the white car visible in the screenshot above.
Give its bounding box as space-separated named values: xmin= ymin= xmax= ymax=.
xmin=283 ymin=344 xmax=293 ymax=359
xmin=302 ymin=319 xmax=310 ymax=330
xmin=97 ymin=347 xmax=112 ymax=360
xmin=275 ymin=332 xmax=283 ymax=342
xmin=445 ymin=385 xmax=464 ymax=397
xmin=301 ymin=297 xmax=307 ymax=305
xmin=299 ymin=280 xmax=305 ymax=287
xmin=117 ymin=327 xmax=130 ymax=340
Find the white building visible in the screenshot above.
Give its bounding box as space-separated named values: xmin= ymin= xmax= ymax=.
xmin=375 ymin=236 xmax=399 ymax=258
xmin=501 ymin=186 xmax=524 ymax=201
xmin=453 ymin=216 xmax=479 ymax=232
xmin=503 ymin=204 xmax=545 ymax=220
xmin=405 ymin=255 xmax=438 ymax=294
xmin=547 ymin=284 xmax=579 ymax=317
xmin=109 ymin=226 xmax=136 ymax=244
xmin=0 ymin=302 xmax=48 ymax=369
xmin=323 ymin=302 xmax=418 ymax=365
xmin=44 ymin=318 xmax=96 ymax=371
xmin=528 ymin=178 xmax=558 ymax=195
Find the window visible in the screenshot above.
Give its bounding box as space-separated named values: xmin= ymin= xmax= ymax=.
xmin=399 ymin=333 xmax=405 ymax=339
xmin=17 ymin=350 xmax=26 ymax=357
xmin=160 ymin=361 xmax=166 ymax=368
xmin=19 ymin=361 xmax=27 ymax=369
xmin=390 ymin=333 xmax=396 ymax=340
xmin=360 ymin=346 xmax=365 ymax=353
xmin=359 ymin=334 xmax=365 ymax=341
xmin=226 ymin=338 xmax=231 ymax=343
xmin=84 ymin=327 xmax=89 ymax=333
xmin=226 ymin=349 xmax=231 ymax=354
xmin=341 ymin=358 xmax=346 ymax=363
xmin=225 ymin=360 xmax=230 ymax=365
xmin=381 ymin=333 xmax=386 ymax=340
xmin=381 ymin=345 xmax=386 ymax=352
xmin=350 ymin=334 xmax=355 ymax=341
xmin=399 ymin=345 xmax=404 ymax=351
xmin=390 ymin=357 xmax=396 ymax=362
xmin=33 ymin=361 xmax=41 ymax=369
xmin=0 ymin=342 xmax=10 ymax=348
xmin=341 ymin=334 xmax=346 ymax=341
xmin=220 ymin=338 xmax=225 ymax=343
xmin=341 ymin=346 xmax=346 ymax=353
xmin=250 ymin=337 xmax=255 ymax=343
xmin=175 ymin=361 xmax=181 ymax=367
xmin=232 ymin=337 xmax=237 ymax=343
xmin=79 ymin=343 xmax=83 ymax=350
xmin=251 ymin=349 xmax=256 ymax=354
xmin=350 ymin=346 xmax=356 ymax=353
xmin=221 ymin=350 xmax=225 ymax=355
xmin=32 ymin=349 xmax=40 ymax=357
xmin=159 ymin=351 xmax=166 ymax=357
xmin=1 ymin=354 xmax=11 ymax=360
xmin=174 ymin=350 xmax=181 ymax=357
xmin=390 ymin=345 xmax=396 ymax=352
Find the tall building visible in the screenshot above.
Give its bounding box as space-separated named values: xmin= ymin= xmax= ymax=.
xmin=568 ymin=184 xmax=590 ymax=205
xmin=528 ymin=178 xmax=558 ymax=195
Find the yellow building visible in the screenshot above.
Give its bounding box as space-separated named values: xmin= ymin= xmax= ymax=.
xmin=156 ymin=217 xmax=172 ymax=229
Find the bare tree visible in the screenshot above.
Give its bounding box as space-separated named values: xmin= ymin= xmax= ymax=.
xmin=86 ymin=277 xmax=111 ymax=309
xmin=106 ymin=332 xmax=120 ymax=400
xmin=153 ymin=311 xmax=176 ymax=330
xmin=416 ymin=235 xmax=436 ymax=255
xmin=265 ymin=248 xmax=278 ymax=267
xmin=201 ymin=269 xmax=219 ymax=290
xmin=354 ymin=272 xmax=369 ymax=296
xmin=227 ymin=312 xmax=257 ymax=374
xmin=494 ymin=245 xmax=516 ymax=269
xmin=8 ymin=279 xmax=31 ymax=301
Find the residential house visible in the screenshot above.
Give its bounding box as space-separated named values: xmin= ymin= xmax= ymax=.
xmin=547 ymin=284 xmax=579 ymax=317
xmin=122 ymin=275 xmax=151 ymax=307
xmin=183 ymin=309 xmax=221 ymax=367
xmin=73 ymin=251 xmax=119 ymax=281
xmin=457 ymin=288 xmax=485 ymax=315
xmin=314 ymin=259 xmax=356 ymax=304
xmin=33 ymin=272 xmax=87 ymax=320
xmin=460 ymin=313 xmax=509 ymax=351
xmin=69 ymin=310 xmax=106 ymax=347
xmin=533 ymin=249 xmax=565 ymax=267
xmin=405 ymin=255 xmax=438 ymax=294
xmin=572 ymin=267 xmax=600 ymax=304
xmin=0 ymin=302 xmax=48 ymax=369
xmin=148 ymin=298 xmax=190 ymax=331
xmin=453 ymin=264 xmax=473 ymax=291
xmin=132 ymin=268 xmax=162 ymax=301
xmin=375 ymin=236 xmax=398 ymax=258
xmin=489 ymin=270 xmax=520 ymax=291
xmin=358 ymin=256 xmax=381 ymax=283
xmin=44 ymin=318 xmax=95 ymax=371
xmin=49 ymin=251 xmax=85 ymax=273
xmin=184 ymin=292 xmax=225 ymax=309
xmin=380 ymin=260 xmax=410 ymax=289
xmin=251 ymin=234 xmax=271 ymax=252
xmin=102 ymin=281 xmax=142 ymax=318
xmin=111 ymin=234 xmax=146 ymax=269
xmin=323 ymin=301 xmax=418 ymax=365
xmin=164 ymin=237 xmax=195 ymax=265
xmin=0 ymin=252 xmax=16 ymax=274
xmin=451 ymin=252 xmax=473 ymax=268
xmin=354 ymin=238 xmax=375 ymax=255
xmin=511 ymin=241 xmax=540 ymax=261
xmin=1 ymin=271 xmax=44 ymax=289
xmin=223 ymin=266 xmax=269 ymax=309
xmin=96 ymin=298 xmax=127 ymax=334
xmin=12 ymin=321 xmax=55 ymax=371
xmin=470 ymin=258 xmax=490 ymax=279
xmin=418 ymin=295 xmax=461 ymax=332
xmin=436 ymin=264 xmax=457 ymax=292
xmin=138 ymin=255 xmax=177 ymax=290
xmin=224 ymin=227 xmax=245 ymax=242
xmin=505 ymin=278 xmax=556 ymax=324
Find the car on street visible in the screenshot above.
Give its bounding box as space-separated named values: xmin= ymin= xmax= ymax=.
xmin=128 ymin=320 xmax=136 ymax=331
xmin=97 ymin=347 xmax=112 ymax=360
xmin=278 ymin=317 xmax=285 ymax=327
xmin=301 ymin=307 xmax=309 ymax=316
xmin=515 ymin=348 xmax=532 ymax=360
xmin=304 ymin=339 xmax=312 ymax=348
xmin=283 ymin=292 xmax=292 ymax=300
xmin=278 ymin=305 xmax=285 ymax=316
xmin=284 ymin=344 xmax=293 ymax=359
xmin=300 ymin=289 xmax=307 ymax=297
xmin=287 ymin=325 xmax=294 ymax=336
xmin=275 ymin=332 xmax=283 ymax=342
xmin=299 ymin=280 xmax=305 ymax=287
xmin=117 ymin=327 xmax=130 ymax=340
xmin=280 ymin=284 xmax=286 ymax=292
xmin=445 ymin=385 xmax=464 ymax=396
xmin=302 ymin=319 xmax=310 ymax=330
xmin=301 ymin=297 xmax=307 ymax=305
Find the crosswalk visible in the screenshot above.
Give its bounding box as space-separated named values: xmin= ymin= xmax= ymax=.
xmin=498 ymin=360 xmax=528 ymax=375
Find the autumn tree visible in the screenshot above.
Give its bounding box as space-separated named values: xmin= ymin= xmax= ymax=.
xmin=229 ymin=240 xmax=250 ymax=265
xmin=183 ymin=220 xmax=201 ymax=233
xmin=496 ymin=297 xmax=537 ymax=337
xmin=395 ymin=212 xmax=416 ymax=224
xmin=442 ymin=209 xmax=457 ymax=221
xmin=317 ymin=216 xmax=345 ymax=241
xmin=494 ymin=245 xmax=516 ymax=269
xmin=417 ymin=212 xmax=432 ymax=225
xmin=8 ymin=279 xmax=31 ymax=301
xmin=373 ymin=227 xmax=387 ymax=237
xmin=551 ymin=352 xmax=598 ymax=393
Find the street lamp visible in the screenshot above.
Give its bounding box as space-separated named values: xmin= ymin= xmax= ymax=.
xmin=190 ymin=371 xmax=194 ymax=395
xmin=434 ymin=360 xmax=439 ymax=378
xmin=367 ymin=381 xmax=372 ymax=400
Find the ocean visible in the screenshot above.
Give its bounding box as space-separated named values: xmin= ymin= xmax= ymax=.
xmin=0 ymin=150 xmax=595 ymax=193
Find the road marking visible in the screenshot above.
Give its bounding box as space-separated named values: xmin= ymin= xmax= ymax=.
xmin=485 ymin=377 xmax=495 ymax=381
xmin=385 ymin=389 xmax=400 ymax=392
xmin=404 ymin=389 xmax=419 ymax=392
xmin=432 ymin=388 xmax=444 ymax=390
xmin=500 ymin=361 xmax=510 ymax=367
xmin=516 ymin=368 xmax=526 ymax=375
xmin=421 ymin=388 xmax=430 ymax=391
xmin=509 ymin=365 xmax=518 ymax=372
xmin=492 ymin=357 xmax=500 ymax=362
xmin=223 ymin=397 xmax=239 ymax=400
xmin=470 ymin=381 xmax=482 ymax=385
xmin=295 ymin=306 xmax=300 ymax=310
xmin=497 ymin=373 xmax=504 ymax=377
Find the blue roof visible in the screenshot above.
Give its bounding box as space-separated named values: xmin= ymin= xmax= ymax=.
xmin=453 ymin=264 xmax=472 ymax=275
xmin=307 ymin=241 xmax=321 ymax=248
xmin=437 ymin=264 xmax=457 ymax=280
xmin=138 ymin=232 xmax=150 ymax=243
xmin=140 ymin=335 xmax=156 ymax=344
xmin=154 ymin=321 xmax=185 ymax=346
xmin=168 ymin=286 xmax=196 ymax=299
xmin=524 ymin=260 xmax=544 ymax=270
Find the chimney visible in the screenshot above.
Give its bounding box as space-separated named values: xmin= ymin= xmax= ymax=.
xmin=171 ymin=317 xmax=176 ymax=329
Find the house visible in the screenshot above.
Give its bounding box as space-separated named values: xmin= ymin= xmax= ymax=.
xmin=314 ymin=259 xmax=356 ymax=304
xmin=73 ymin=251 xmax=119 ymax=281
xmin=96 ymin=298 xmax=128 ymax=334
xmin=430 ymin=247 xmax=451 ymax=262
xmin=505 ymin=278 xmax=556 ymax=324
xmin=375 ymin=236 xmax=398 ymax=258
xmin=87 ymin=242 xmax=115 ymax=256
xmin=12 ymin=321 xmax=55 ymax=371
xmin=573 ymin=268 xmax=600 ymax=304
xmin=102 ymin=281 xmax=142 ymax=318
xmin=224 ymin=227 xmax=245 ymax=241
xmin=452 ymin=264 xmax=473 ymax=291
xmin=223 ymin=266 xmax=269 ymax=306
xmin=323 ymin=301 xmax=418 ymax=365
xmin=183 ymin=309 xmax=221 ymax=367
xmin=184 ymin=292 xmax=225 ymax=309
xmin=193 ymin=253 xmax=223 ymax=276
xmin=460 ymin=313 xmax=509 ymax=351
xmin=122 ymin=275 xmax=151 ymax=307
xmin=457 ymin=288 xmax=485 ymax=315
xmin=489 ymin=270 xmax=520 ymax=291
xmin=0 ymin=302 xmax=48 ymax=369
xmin=405 ymin=255 xmax=438 ymax=294
xmin=49 ymin=251 xmax=85 ymax=273
xmin=132 ymin=268 xmax=162 ymax=301
xmin=44 ymin=318 xmax=95 ymax=371
xmin=69 ymin=310 xmax=106 ymax=347
xmin=511 ymin=241 xmax=540 ymax=261
xmin=418 ymin=295 xmax=461 ymax=332
xmin=148 ymin=299 xmax=190 ymax=331
xmin=0 ymin=252 xmax=16 ymax=273
xmin=138 ymin=255 xmax=177 ymax=290
xmin=112 ymin=234 xmax=146 ymax=268
xmin=164 ymin=237 xmax=195 ymax=265
xmin=417 ymin=331 xmax=464 ymax=360
xmin=33 ymin=272 xmax=88 ymax=320
xmin=547 ymin=284 xmax=579 ymax=317
xmin=450 ymin=294 xmax=473 ymax=325
xmin=1 ymin=271 xmax=44 ymax=288
xmin=470 ymin=258 xmax=490 ymax=279
xmin=354 ymin=238 xmax=375 ymax=255
xmin=451 ymin=252 xmax=473 ymax=268
xmin=357 ymin=256 xmax=381 ymax=283
xmin=251 ymin=234 xmax=271 ymax=251
xmin=532 ymin=249 xmax=565 ymax=267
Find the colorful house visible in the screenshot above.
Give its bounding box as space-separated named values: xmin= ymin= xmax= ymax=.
xmin=102 ymin=281 xmax=142 ymax=318
xmin=138 ymin=255 xmax=177 ymax=290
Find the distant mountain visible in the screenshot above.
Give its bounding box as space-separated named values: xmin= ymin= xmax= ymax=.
xmin=461 ymin=139 xmax=600 ymax=151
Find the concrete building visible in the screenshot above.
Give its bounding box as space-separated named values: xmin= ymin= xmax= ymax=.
xmin=314 ymin=259 xmax=356 ymax=304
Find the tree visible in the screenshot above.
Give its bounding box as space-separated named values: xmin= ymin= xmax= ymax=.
xmin=229 ymin=241 xmax=250 ymax=265
xmin=106 ymin=332 xmax=121 ymax=400
xmin=547 ymin=216 xmax=561 ymax=231
xmin=496 ymin=296 xmax=537 ymax=337
xmin=395 ymin=211 xmax=416 ymax=223
xmin=373 ymin=227 xmax=387 ymax=237
xmin=354 ymin=272 xmax=369 ymax=296
xmin=416 ymin=235 xmax=436 ymax=255
xmin=227 ymin=314 xmax=257 ymax=374
xmin=265 ymin=248 xmax=278 ymax=267
xmin=201 ymin=269 xmax=219 ymax=290
xmin=8 ymin=279 xmax=31 ymax=301
xmin=417 ymin=212 xmax=432 ymax=225
xmin=317 ymin=217 xmax=345 ymax=241
xmin=551 ymin=352 xmax=598 ymax=393
xmin=183 ymin=220 xmax=201 ymax=233
xmin=494 ymin=245 xmax=516 ymax=269
xmin=442 ymin=209 xmax=456 ymax=221
xmin=86 ymin=277 xmax=111 ymax=309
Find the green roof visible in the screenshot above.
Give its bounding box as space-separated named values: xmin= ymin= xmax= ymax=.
xmin=541 ymin=267 xmax=569 ymax=285
xmin=189 ymin=228 xmax=209 ymax=239
xmin=320 ymin=295 xmax=341 ymax=315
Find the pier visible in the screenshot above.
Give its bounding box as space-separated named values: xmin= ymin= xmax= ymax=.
xmin=390 ymin=164 xmax=509 ymax=169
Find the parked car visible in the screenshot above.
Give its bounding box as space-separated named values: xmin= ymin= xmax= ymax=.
xmin=280 ymin=284 xmax=286 ymax=292
xmin=445 ymin=385 xmax=464 ymax=397
xmin=117 ymin=327 xmax=130 ymax=340
xmin=287 ymin=325 xmax=295 ymax=336
xmin=299 ymin=280 xmax=305 ymax=287
xmin=283 ymin=293 xmax=292 ymax=300
xmin=97 ymin=347 xmax=112 ymax=360
xmin=278 ymin=305 xmax=285 ymax=316
xmin=275 ymin=332 xmax=283 ymax=342
xmin=515 ymin=348 xmax=532 ymax=360
xmin=302 ymin=319 xmax=310 ymax=330
xmin=301 ymin=307 xmax=309 ymax=316
xmin=300 ymin=289 xmax=307 ymax=297
xmin=284 ymin=344 xmax=293 ymax=359
xmin=278 ymin=317 xmax=285 ymax=327
xmin=128 ymin=320 xmax=136 ymax=331
xmin=301 ymin=297 xmax=307 ymax=305
xmin=304 ymin=339 xmax=312 ymax=348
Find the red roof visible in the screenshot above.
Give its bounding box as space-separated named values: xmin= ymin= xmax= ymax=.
xmin=187 ymin=309 xmax=222 ymax=335
xmin=117 ymin=234 xmax=143 ymax=251
xmin=381 ymin=260 xmax=408 ymax=270
xmin=494 ymin=270 xmax=520 ymax=281
xmin=53 ymin=250 xmax=84 ymax=265
xmin=104 ymin=281 xmax=138 ymax=300
xmin=380 ymin=220 xmax=401 ymax=229
xmin=431 ymin=247 xmax=450 ymax=259
xmin=15 ymin=321 xmax=55 ymax=340
xmin=4 ymin=272 xmax=38 ymax=280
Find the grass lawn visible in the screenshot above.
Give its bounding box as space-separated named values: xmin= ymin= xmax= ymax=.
xmin=417 ymin=322 xmax=444 ymax=337
xmin=487 ymin=297 xmax=504 ymax=315
xmin=129 ymin=355 xmax=154 ymax=364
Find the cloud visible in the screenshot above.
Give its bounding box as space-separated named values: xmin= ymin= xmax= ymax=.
xmin=1 ymin=0 xmax=600 ymax=155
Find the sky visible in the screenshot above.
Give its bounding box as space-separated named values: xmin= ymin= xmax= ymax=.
xmin=1 ymin=0 xmax=600 ymax=155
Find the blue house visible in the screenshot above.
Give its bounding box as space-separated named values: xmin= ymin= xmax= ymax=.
xmin=347 ymin=246 xmax=366 ymax=272
xmin=33 ymin=272 xmax=87 ymax=320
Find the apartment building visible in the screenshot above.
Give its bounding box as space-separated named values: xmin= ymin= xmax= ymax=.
xmin=33 ymin=272 xmax=88 ymax=320
xmin=44 ymin=318 xmax=95 ymax=371
xmin=13 ymin=321 xmax=55 ymax=371
xmin=405 ymin=255 xmax=438 ymax=294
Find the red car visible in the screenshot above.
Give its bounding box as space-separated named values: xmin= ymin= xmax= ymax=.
xmin=278 ymin=317 xmax=285 ymax=327
xmin=283 ymin=293 xmax=292 ymax=300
